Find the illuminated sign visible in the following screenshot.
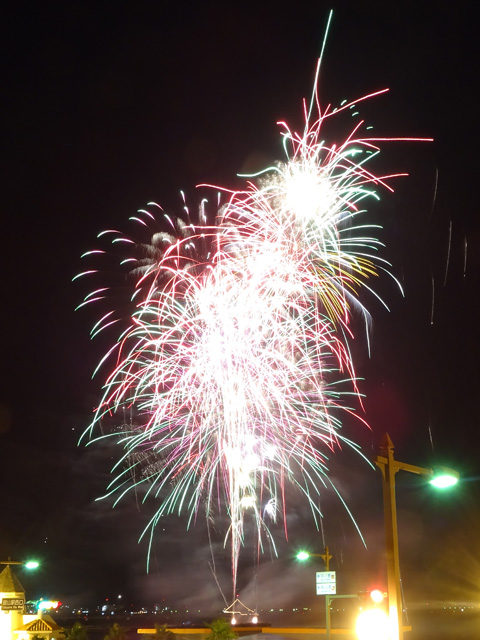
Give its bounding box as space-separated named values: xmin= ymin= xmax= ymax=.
xmin=316 ymin=571 xmax=336 ymax=595
xmin=1 ymin=598 xmax=25 ymax=611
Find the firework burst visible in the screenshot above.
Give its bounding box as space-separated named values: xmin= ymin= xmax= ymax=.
xmin=76 ymin=53 xmax=431 ymax=598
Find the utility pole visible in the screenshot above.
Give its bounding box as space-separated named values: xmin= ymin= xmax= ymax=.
xmin=374 ymin=433 xmax=459 ymax=640
xmin=319 ymin=546 xmax=332 ymax=571
xmin=296 ymin=546 xmax=334 ymax=638
xmin=374 ymin=434 xmax=402 ymax=640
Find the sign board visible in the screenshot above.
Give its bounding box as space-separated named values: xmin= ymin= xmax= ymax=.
xmin=317 ymin=582 xmax=336 ymax=595
xmin=1 ymin=598 xmax=25 ymax=611
xmin=316 ymin=571 xmax=336 ymax=583
xmin=316 ymin=571 xmax=336 ymax=595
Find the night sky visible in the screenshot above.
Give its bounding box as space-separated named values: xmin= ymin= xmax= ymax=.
xmin=1 ymin=0 xmax=479 ymax=618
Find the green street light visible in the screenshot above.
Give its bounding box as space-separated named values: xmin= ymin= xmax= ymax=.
xmin=296 ymin=548 xmax=332 ymax=569
xmin=0 ymin=558 xmax=40 ymax=569
xmin=429 ymin=468 xmax=459 ymax=489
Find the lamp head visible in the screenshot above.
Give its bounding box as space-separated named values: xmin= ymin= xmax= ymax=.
xmin=429 ymin=467 xmax=459 ymax=489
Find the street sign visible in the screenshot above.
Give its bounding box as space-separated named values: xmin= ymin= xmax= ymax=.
xmin=316 ymin=571 xmax=336 ymax=583
xmin=1 ymin=598 xmax=24 ymax=611
xmin=317 ymin=582 xmax=336 ymax=595
xmin=316 ymin=571 xmax=336 ymax=595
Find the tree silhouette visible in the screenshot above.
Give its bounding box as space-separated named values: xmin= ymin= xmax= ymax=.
xmin=205 ymin=618 xmax=237 ymax=640
xmin=104 ymin=623 xmax=127 ymax=640
xmin=65 ymin=622 xmax=88 ymax=640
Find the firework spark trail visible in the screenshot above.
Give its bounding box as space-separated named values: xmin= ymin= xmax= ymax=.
xmin=430 ymin=272 xmax=435 ymax=325
xmin=77 ymin=67 xmax=431 ymax=598
xmin=444 ymin=218 xmax=453 ymax=286
xmin=90 ymin=238 xmax=361 ymax=591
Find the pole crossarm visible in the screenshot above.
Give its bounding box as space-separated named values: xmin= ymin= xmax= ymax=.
xmin=375 ymin=455 xmax=459 ymax=481
xmin=325 ymin=594 xmax=360 ymax=603
xmin=375 ymin=455 xmax=434 ymax=477
xmin=308 ymin=547 xmax=332 ymax=570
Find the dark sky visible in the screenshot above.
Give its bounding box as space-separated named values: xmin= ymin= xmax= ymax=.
xmin=1 ymin=0 xmax=479 ymax=617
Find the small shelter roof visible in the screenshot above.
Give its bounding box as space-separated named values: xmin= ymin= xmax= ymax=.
xmin=0 ymin=565 xmax=25 ymax=594
xmin=18 ymin=615 xmax=63 ymax=633
xmin=223 ymin=598 xmax=256 ymax=615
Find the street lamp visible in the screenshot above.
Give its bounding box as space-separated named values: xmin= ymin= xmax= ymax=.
xmin=296 ymin=548 xmax=332 ymax=570
xmin=428 ymin=468 xmax=459 ymax=489
xmin=296 ymin=547 xmax=335 ymax=639
xmin=0 ymin=558 xmax=40 ymax=570
xmin=374 ymin=433 xmax=458 ymax=640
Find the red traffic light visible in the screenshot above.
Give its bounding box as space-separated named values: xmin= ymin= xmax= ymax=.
xmin=370 ymin=589 xmax=385 ymax=604
xmin=358 ymin=588 xmax=387 ymax=607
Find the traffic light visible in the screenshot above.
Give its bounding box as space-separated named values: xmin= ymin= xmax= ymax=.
xmin=370 ymin=589 xmax=385 ymax=605
xmin=358 ymin=588 xmax=387 ymax=609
